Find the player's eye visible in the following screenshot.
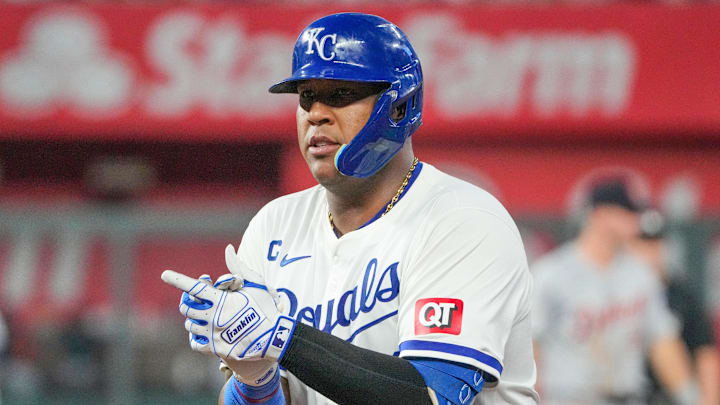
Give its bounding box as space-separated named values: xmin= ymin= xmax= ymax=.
xmin=298 ymin=83 xmax=387 ymax=111
xmin=325 ymin=88 xmax=362 ymax=107
xmin=334 ymin=88 xmax=353 ymax=97
xmin=299 ymin=89 xmax=315 ymax=111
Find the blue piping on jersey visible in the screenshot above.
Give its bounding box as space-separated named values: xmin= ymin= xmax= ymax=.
xmin=356 ymin=162 xmax=424 ymax=231
xmin=399 ymin=340 xmax=503 ymax=375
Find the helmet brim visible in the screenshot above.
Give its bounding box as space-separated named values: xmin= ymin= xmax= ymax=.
xmin=269 ymin=68 xmax=392 ymax=94
xmin=268 ymin=78 xmax=298 ymax=94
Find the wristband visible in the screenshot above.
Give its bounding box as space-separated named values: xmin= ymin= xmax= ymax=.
xmin=224 ymin=369 xmax=285 ymax=405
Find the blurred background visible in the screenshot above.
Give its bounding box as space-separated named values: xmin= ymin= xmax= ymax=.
xmin=0 ymin=1 xmax=719 ymax=404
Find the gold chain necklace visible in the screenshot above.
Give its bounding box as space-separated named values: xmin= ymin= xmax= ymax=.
xmin=328 ymin=157 xmax=419 ymax=231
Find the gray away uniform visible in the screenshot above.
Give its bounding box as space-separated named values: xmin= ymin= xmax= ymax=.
xmin=532 ymin=242 xmax=679 ymax=405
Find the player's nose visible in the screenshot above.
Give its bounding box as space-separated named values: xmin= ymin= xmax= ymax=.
xmin=307 ymin=101 xmax=334 ymax=126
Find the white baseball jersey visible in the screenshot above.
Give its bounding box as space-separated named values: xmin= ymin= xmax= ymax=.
xmin=235 ymin=162 xmax=538 ymax=405
xmin=532 ymin=243 xmax=679 ymax=405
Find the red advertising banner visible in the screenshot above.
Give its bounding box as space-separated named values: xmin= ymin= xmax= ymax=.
xmin=281 ymin=145 xmax=720 ymax=215
xmin=1 ymin=4 xmax=719 ymax=141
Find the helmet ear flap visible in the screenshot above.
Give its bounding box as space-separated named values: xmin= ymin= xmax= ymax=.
xmin=391 ymin=102 xmax=407 ymax=123
xmin=392 ymin=90 xmax=422 ymax=125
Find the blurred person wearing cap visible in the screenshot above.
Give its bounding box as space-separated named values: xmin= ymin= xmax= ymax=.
xmin=532 ymin=177 xmax=697 ymax=405
xmin=629 ymin=211 xmax=719 ymax=405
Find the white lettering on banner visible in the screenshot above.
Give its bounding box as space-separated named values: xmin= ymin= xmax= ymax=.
xmin=0 ymin=10 xmax=133 ymax=118
xmin=144 ymin=12 xmax=291 ymax=117
xmin=0 ymin=11 xmax=637 ymax=122
xmin=304 ymin=28 xmax=337 ymax=61
xmin=404 ymin=15 xmax=635 ymax=118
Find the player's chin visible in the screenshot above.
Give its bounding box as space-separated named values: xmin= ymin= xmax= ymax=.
xmin=307 ymin=158 xmax=342 ymax=186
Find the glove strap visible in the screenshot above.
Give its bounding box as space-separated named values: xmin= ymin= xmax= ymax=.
xmin=262 ymin=316 xmax=296 ymax=361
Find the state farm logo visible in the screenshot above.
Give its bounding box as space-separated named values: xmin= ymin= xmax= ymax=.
xmin=0 ymin=10 xmax=134 ymax=118
xmin=144 ymin=12 xmax=289 ymax=116
xmin=221 ymin=308 xmax=260 ymax=344
xmin=405 ymin=14 xmax=636 ymax=118
xmin=0 ymin=9 xmax=292 ymax=120
xmin=414 ymin=298 xmax=463 ymax=336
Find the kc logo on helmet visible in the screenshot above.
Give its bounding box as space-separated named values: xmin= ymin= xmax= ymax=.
xmin=415 ymin=298 xmax=463 ymax=335
xmin=304 ymin=27 xmax=337 ymax=61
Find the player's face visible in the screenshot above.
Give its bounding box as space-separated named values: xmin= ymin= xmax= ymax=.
xmin=628 ymin=238 xmax=665 ymax=274
xmin=600 ymin=206 xmax=641 ymax=242
xmin=296 ymin=79 xmax=385 ymax=185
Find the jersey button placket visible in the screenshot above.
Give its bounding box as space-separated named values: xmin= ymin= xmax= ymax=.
xmin=327 ymin=245 xmax=344 ymax=297
xmin=331 ymin=243 xmax=341 ymax=265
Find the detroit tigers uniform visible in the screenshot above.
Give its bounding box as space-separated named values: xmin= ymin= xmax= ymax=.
xmin=532 ymin=243 xmax=679 ymax=405
xmin=234 ymin=162 xmax=539 ymax=405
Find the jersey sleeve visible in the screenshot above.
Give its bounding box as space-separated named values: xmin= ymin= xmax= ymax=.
xmin=529 ymin=259 xmax=557 ymax=344
xmin=643 ymin=268 xmax=680 ymax=346
xmin=397 ymin=207 xmax=532 ymax=381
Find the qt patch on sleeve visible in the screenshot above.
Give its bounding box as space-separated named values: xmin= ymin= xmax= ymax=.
xmin=415 ymin=298 xmax=463 ymax=335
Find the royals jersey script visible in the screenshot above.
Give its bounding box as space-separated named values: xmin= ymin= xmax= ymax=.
xmin=234 ymin=163 xmax=539 ymax=405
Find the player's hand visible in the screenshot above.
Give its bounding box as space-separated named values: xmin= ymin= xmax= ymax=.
xmin=161 ymin=264 xmax=295 ymax=382
xmin=215 ymin=245 xmax=279 ymax=386
xmin=223 ymin=244 xmax=284 ymax=313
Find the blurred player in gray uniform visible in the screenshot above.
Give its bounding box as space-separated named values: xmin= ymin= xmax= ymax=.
xmin=629 ymin=210 xmax=719 ymax=405
xmin=532 ymin=177 xmax=698 ymax=405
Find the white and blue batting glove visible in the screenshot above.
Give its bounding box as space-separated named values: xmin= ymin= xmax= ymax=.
xmin=216 ymin=245 xmax=285 ymax=386
xmin=161 ymin=247 xmax=295 ymax=386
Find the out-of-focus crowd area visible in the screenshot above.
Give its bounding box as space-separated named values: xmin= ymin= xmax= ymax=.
xmin=0 ymin=1 xmax=719 ymax=404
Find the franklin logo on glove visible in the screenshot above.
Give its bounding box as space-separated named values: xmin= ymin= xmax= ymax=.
xmin=221 ymin=309 xmax=261 ymax=344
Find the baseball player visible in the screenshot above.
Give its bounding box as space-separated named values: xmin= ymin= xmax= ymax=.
xmin=629 ymin=210 xmax=720 ymax=405
xmin=162 ymin=13 xmax=538 ymax=405
xmin=532 ymin=178 xmax=697 ymax=405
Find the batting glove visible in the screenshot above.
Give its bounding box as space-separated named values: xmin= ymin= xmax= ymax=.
xmin=161 ymin=246 xmax=295 ymax=386
xmin=215 ymin=245 xmax=284 ymax=386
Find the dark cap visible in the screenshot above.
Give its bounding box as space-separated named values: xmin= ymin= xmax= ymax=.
xmin=588 ymin=178 xmax=644 ymax=212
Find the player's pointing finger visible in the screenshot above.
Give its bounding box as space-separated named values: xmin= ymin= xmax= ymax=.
xmin=161 ymin=270 xmax=206 ymax=294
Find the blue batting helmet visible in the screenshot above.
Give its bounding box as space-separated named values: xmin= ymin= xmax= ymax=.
xmin=269 ymin=12 xmax=423 ymax=178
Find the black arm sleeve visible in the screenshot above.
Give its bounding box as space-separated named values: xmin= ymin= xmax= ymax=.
xmin=279 ymin=323 xmax=433 ymax=405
